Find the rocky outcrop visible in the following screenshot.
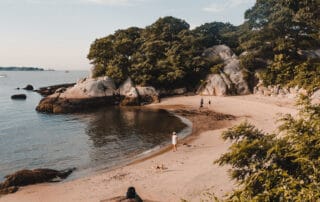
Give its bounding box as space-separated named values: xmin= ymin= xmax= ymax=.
xmin=35 ymin=83 xmax=75 ymax=96
xmin=11 ymin=94 xmax=27 ymax=100
xmin=36 ymin=77 xmax=116 ymax=113
xmin=136 ymin=86 xmax=160 ymax=104
xmin=119 ymin=78 xmax=159 ymax=106
xmin=23 ymin=84 xmax=34 ymax=91
xmin=253 ymin=82 xmax=309 ymax=98
xmin=119 ymin=78 xmax=140 ymax=106
xmin=198 ymin=45 xmax=250 ymax=96
xmin=0 ymin=168 xmax=75 ymax=195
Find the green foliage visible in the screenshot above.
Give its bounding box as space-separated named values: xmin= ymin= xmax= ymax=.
xmin=192 ymin=22 xmax=239 ymax=50
xmin=215 ymin=96 xmax=320 ymax=201
xmin=88 ymin=16 xmax=214 ymax=89
xmin=240 ymin=0 xmax=320 ymax=91
xmin=240 ymin=53 xmax=267 ymax=91
xmin=88 ymin=1 xmax=320 ymax=91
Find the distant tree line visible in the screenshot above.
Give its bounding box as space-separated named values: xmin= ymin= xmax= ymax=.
xmin=0 ymin=67 xmax=44 ymax=71
xmin=88 ymin=0 xmax=320 ymax=92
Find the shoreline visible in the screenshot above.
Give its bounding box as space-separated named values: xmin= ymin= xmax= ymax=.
xmin=0 ymin=95 xmax=297 ymax=202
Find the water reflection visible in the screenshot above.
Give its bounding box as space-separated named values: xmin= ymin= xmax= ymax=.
xmin=85 ymin=107 xmax=187 ymax=167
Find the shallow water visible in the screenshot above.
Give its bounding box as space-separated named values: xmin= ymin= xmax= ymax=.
xmin=0 ymin=71 xmax=189 ymax=180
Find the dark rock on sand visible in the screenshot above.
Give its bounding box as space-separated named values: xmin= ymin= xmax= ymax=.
xmin=0 ymin=168 xmax=75 ymax=195
xmin=23 ymin=84 xmax=34 ymax=91
xmin=11 ymin=94 xmax=27 ymax=100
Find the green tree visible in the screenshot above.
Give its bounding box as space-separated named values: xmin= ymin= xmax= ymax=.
xmin=215 ymin=96 xmax=320 ymax=201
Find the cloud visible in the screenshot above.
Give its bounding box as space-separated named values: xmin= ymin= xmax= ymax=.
xmin=203 ymin=0 xmax=255 ymax=13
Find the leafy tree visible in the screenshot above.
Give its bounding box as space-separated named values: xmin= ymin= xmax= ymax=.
xmin=215 ymin=96 xmax=320 ymax=201
xmin=192 ymin=22 xmax=238 ymax=50
xmin=241 ymin=0 xmax=320 ymax=90
xmin=88 ymin=16 xmax=213 ymax=90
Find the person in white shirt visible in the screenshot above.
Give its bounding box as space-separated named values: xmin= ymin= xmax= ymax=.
xmin=172 ymin=132 xmax=178 ymax=152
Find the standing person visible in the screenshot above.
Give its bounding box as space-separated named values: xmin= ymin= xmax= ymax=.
xmin=208 ymin=100 xmax=211 ymax=105
xmin=172 ymin=132 xmax=178 ymax=152
xmin=200 ymin=97 xmax=204 ymax=108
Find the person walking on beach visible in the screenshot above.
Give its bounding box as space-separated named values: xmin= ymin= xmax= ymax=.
xmin=172 ymin=132 xmax=178 ymax=152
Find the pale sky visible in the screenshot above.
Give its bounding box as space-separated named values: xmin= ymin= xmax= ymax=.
xmin=0 ymin=0 xmax=255 ymax=70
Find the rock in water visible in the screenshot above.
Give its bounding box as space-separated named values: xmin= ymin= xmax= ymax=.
xmin=36 ymin=76 xmax=116 ymax=113
xmin=0 ymin=168 xmax=75 ymax=195
xmin=23 ymin=84 xmax=34 ymax=91
xmin=11 ymin=94 xmax=27 ymax=100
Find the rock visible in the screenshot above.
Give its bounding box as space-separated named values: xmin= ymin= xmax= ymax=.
xmin=35 ymin=83 xmax=76 ymax=97
xmin=202 ymin=44 xmax=236 ymax=61
xmin=62 ymin=76 xmax=116 ymax=98
xmin=119 ymin=78 xmax=139 ymax=106
xmin=36 ymin=77 xmax=116 ymax=113
xmin=198 ymin=74 xmax=227 ymax=96
xmin=55 ymin=87 xmax=67 ymax=94
xmin=136 ymin=86 xmax=160 ymax=104
xmin=11 ymin=94 xmax=27 ymax=100
xmin=23 ymin=84 xmax=34 ymax=91
xmin=118 ymin=78 xmax=159 ymax=105
xmin=198 ymin=45 xmax=250 ymax=96
xmin=0 ymin=168 xmax=75 ymax=195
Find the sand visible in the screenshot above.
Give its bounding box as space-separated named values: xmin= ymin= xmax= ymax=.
xmin=0 ymin=95 xmax=297 ymax=202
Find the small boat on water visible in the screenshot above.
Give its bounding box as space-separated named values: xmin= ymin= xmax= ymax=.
xmin=0 ymin=74 xmax=7 ymax=78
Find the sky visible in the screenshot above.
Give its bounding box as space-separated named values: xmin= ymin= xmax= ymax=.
xmin=0 ymin=0 xmax=255 ymax=70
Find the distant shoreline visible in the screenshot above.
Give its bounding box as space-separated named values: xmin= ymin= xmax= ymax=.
xmin=0 ymin=67 xmax=48 ymax=71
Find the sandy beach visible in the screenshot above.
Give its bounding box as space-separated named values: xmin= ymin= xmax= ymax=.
xmin=0 ymin=95 xmax=297 ymax=202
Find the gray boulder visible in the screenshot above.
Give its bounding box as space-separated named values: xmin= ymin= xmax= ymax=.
xmin=119 ymin=78 xmax=139 ymax=106
xmin=118 ymin=78 xmax=160 ymax=106
xmin=36 ymin=76 xmax=116 ymax=113
xmin=198 ymin=45 xmax=250 ymax=96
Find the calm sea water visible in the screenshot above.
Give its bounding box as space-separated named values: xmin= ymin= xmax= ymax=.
xmin=0 ymin=71 xmax=190 ymax=180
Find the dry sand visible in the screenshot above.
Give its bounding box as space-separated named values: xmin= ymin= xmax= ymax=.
xmin=0 ymin=95 xmax=297 ymax=202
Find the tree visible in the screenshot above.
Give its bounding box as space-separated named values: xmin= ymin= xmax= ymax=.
xmin=215 ymin=96 xmax=320 ymax=201
xmin=87 ymin=16 xmax=213 ymax=90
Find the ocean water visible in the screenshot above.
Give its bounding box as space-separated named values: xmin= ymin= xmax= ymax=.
xmin=0 ymin=71 xmax=190 ymax=180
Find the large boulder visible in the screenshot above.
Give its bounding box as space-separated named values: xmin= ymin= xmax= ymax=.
xmin=118 ymin=78 xmax=160 ymax=106
xmin=61 ymin=76 xmax=116 ymax=98
xmin=0 ymin=168 xmax=75 ymax=195
xmin=198 ymin=74 xmax=227 ymax=96
xmin=36 ymin=77 xmax=116 ymax=113
xmin=198 ymin=45 xmax=250 ymax=96
xmin=136 ymin=86 xmax=160 ymax=104
xmin=119 ymin=78 xmax=139 ymax=106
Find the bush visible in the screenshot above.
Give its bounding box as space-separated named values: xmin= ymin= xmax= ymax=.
xmin=215 ymin=96 xmax=320 ymax=201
